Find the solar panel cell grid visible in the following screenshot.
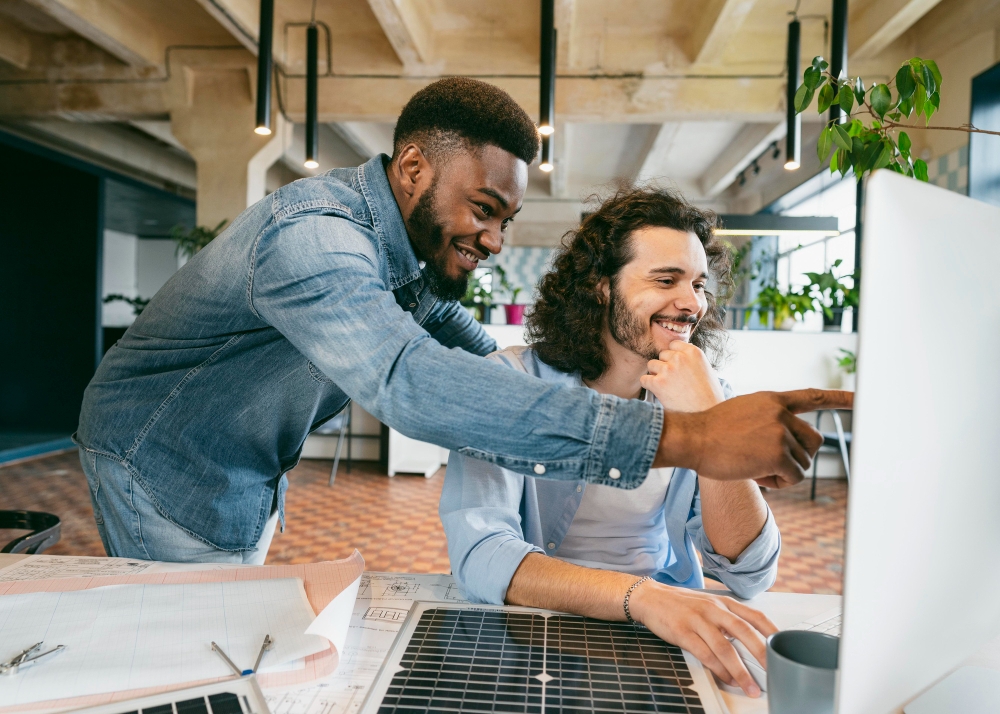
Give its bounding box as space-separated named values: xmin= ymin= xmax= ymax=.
xmin=376 ymin=608 xmax=707 ymax=714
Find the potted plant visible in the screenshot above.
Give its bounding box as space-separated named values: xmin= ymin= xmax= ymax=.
xmin=751 ymin=283 xmax=816 ymax=330
xmin=492 ymin=265 xmax=526 ymax=325
xmin=170 ymin=220 xmax=227 ymax=259
xmin=837 ymin=348 xmax=857 ymax=390
xmin=460 ymin=270 xmax=492 ymax=323
xmin=805 ymin=260 xmax=859 ymax=331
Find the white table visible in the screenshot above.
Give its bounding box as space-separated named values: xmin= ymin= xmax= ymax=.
xmin=2 ymin=554 xmax=997 ymax=714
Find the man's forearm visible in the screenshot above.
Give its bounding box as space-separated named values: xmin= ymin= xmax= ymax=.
xmin=698 ymin=478 xmax=768 ymax=562
xmin=505 ymin=553 xmax=639 ymax=621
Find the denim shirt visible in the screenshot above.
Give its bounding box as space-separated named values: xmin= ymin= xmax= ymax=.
xmin=439 ymin=346 xmax=781 ymax=604
xmin=76 ymin=155 xmax=663 ymax=551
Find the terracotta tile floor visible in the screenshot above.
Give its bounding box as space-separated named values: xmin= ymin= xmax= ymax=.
xmin=0 ymin=451 xmax=847 ymax=594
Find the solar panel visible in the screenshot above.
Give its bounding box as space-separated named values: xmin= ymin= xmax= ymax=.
xmin=63 ymin=675 xmax=271 ymax=714
xmin=359 ymin=603 xmax=726 ymax=714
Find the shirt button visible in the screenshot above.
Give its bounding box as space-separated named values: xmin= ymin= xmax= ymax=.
xmin=547 ymin=542 xmax=556 ymax=550
xmin=608 ymin=468 xmax=621 ymax=480
xmin=576 ymin=485 xmax=582 ymax=492
xmin=409 ymin=303 xmax=416 ymax=308
xmin=533 ymin=464 xmax=546 ymax=475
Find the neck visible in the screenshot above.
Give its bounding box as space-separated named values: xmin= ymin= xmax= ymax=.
xmin=583 ymin=332 xmax=649 ymax=400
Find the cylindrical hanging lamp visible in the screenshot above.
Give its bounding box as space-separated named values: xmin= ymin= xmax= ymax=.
xmin=829 ymin=0 xmax=848 ymax=125
xmin=538 ymin=0 xmax=556 ymax=137
xmin=785 ymin=18 xmax=801 ymax=170
xmin=539 ymin=136 xmax=554 ymax=172
xmin=254 ymin=0 xmax=275 ymax=135
xmin=304 ymin=23 xmax=319 ymax=168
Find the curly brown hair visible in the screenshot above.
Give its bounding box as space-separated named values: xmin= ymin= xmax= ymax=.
xmin=525 ymin=186 xmax=733 ymax=380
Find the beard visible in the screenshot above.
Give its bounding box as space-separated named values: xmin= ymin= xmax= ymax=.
xmin=406 ymin=180 xmax=469 ymax=302
xmin=607 ymin=280 xmax=660 ymax=361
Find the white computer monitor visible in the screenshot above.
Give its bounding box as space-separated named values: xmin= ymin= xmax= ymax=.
xmin=837 ymin=170 xmax=1000 ymax=712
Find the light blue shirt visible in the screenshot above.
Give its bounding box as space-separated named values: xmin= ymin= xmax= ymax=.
xmin=439 ymin=346 xmax=781 ymax=604
xmin=76 ymin=155 xmax=662 ymax=552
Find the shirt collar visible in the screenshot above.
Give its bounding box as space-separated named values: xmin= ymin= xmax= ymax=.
xmin=358 ymin=154 xmax=423 ymax=290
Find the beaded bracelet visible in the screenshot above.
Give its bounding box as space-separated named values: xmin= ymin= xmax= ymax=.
xmin=623 ymin=575 xmax=652 ymax=625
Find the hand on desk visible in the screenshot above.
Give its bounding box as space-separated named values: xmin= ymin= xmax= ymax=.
xmin=629 ymin=581 xmax=777 ymax=698
xmin=654 ymin=388 xmax=854 ymax=488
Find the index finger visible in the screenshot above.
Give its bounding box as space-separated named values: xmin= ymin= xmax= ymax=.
xmin=777 ymin=388 xmax=854 ymax=414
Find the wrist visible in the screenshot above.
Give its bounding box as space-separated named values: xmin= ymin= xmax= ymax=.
xmin=625 ymin=577 xmax=656 ymax=625
xmin=654 ymin=410 xmax=706 ymax=471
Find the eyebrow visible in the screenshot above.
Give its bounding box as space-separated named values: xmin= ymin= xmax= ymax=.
xmin=648 ymin=266 xmax=709 ymax=279
xmin=477 ymin=187 xmax=515 ymax=212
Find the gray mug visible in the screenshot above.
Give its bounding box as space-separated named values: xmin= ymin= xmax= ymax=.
xmin=766 ymin=630 xmax=840 ymax=714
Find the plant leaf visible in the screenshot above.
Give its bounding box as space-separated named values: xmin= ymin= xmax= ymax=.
xmin=924 ymin=59 xmax=942 ymax=88
xmin=830 ymin=149 xmax=839 ymax=174
xmin=838 ymin=84 xmax=855 ymax=113
xmin=832 ymin=124 xmax=853 ymax=151
xmin=853 ymin=76 xmax=866 ymax=105
xmin=909 ymin=58 xmax=924 ymax=80
xmin=803 ymin=66 xmax=822 ymax=90
xmin=914 ymin=158 xmax=928 ymax=181
xmin=812 ymin=56 xmax=829 ymax=72
xmin=848 ymin=118 xmax=864 ymax=136
xmin=895 ymin=65 xmax=916 ymax=101
xmin=874 ymin=140 xmax=894 ymax=170
xmin=794 ymin=83 xmax=815 ymax=113
xmin=817 ymin=125 xmax=834 ymax=162
xmin=818 ymin=83 xmax=836 ymax=113
xmin=871 ymin=83 xmax=892 ymax=118
xmin=913 ymin=82 xmax=926 ymax=117
xmin=921 ymin=64 xmax=937 ymax=97
xmin=899 ymin=96 xmax=913 ymax=118
xmin=898 ymin=131 xmax=911 ymax=156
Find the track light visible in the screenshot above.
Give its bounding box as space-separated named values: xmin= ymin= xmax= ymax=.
xmin=539 ymin=0 xmax=556 ymax=144
xmin=738 ymin=172 xmax=746 ymax=186
xmin=772 ymin=143 xmax=781 ymax=160
xmin=752 ymin=160 xmax=760 ymax=175
xmin=254 ymin=0 xmax=274 ymax=136
xmin=539 ymin=135 xmax=554 ymax=172
xmin=785 ymin=18 xmax=801 ymax=171
xmin=304 ymin=23 xmax=319 ymax=169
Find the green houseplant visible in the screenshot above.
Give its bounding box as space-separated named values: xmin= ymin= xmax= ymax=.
xmin=492 ymin=265 xmax=526 ymax=325
xmin=751 ymin=284 xmax=816 ymax=330
xmin=837 ymin=348 xmax=857 ymax=390
xmin=171 ymin=220 xmax=227 ymax=259
xmin=804 ymin=259 xmax=859 ymax=331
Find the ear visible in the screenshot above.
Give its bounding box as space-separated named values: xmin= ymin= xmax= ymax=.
xmin=597 ymin=276 xmax=610 ymax=305
xmin=394 ymin=143 xmax=434 ymax=200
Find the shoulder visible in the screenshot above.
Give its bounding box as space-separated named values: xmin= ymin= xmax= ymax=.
xmin=269 ymin=168 xmax=372 ymax=227
xmin=487 ymin=346 xmax=581 ymax=386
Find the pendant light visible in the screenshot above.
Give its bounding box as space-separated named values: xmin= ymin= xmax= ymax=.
xmin=254 ymin=0 xmax=275 ymax=135
xmin=538 ymin=0 xmax=556 ymax=137
xmin=785 ymin=18 xmax=801 ymax=170
xmin=304 ymin=22 xmax=319 ymax=168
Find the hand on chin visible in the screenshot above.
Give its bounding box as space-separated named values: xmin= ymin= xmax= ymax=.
xmin=640 ymin=341 xmax=725 ymax=412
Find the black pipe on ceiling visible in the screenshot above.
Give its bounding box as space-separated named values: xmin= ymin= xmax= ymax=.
xmin=829 ymin=0 xmax=848 ymax=125
xmin=254 ymin=0 xmax=274 ymax=135
xmin=539 ymin=0 xmax=556 ymax=138
xmin=305 ymin=23 xmax=319 ymax=168
xmin=785 ymin=18 xmax=801 ymax=170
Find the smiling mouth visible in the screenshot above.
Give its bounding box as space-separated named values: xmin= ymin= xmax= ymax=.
xmin=455 ymin=245 xmax=483 ymax=270
xmin=653 ymin=318 xmax=695 ymax=336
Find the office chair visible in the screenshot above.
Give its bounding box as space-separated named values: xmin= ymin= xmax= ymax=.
xmin=811 ymin=409 xmax=851 ymax=500
xmin=0 ymin=511 xmax=61 ymax=554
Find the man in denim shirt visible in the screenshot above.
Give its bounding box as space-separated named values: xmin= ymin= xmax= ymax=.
xmin=76 ymin=78 xmax=850 ymax=563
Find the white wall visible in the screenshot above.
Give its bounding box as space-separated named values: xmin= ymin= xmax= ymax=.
xmin=102 ymin=231 xmax=181 ymax=327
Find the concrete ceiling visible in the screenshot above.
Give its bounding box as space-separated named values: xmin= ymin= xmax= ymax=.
xmin=0 ymin=0 xmax=994 ymax=242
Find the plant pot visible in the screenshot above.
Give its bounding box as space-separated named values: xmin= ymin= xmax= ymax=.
xmin=841 ymin=372 xmax=856 ymax=391
xmin=504 ymin=304 xmax=526 ymax=325
xmin=823 ymin=307 xmax=844 ymax=332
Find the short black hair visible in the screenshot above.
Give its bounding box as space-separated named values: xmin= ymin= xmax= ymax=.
xmin=393 ymin=78 xmax=540 ymax=165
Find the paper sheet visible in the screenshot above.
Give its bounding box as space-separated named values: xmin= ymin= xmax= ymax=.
xmin=264 ymin=572 xmax=470 ymax=714
xmin=0 ymin=556 xmax=157 ymax=582
xmin=0 ymin=552 xmax=365 ymax=712
xmin=0 ymin=578 xmax=327 ymax=706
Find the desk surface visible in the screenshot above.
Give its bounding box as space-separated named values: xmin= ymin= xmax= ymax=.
xmin=2 ymin=554 xmax=997 ymax=714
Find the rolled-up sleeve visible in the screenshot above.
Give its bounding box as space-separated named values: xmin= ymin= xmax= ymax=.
xmin=250 ymin=212 xmax=662 ymax=487
xmin=688 ymin=505 xmax=781 ymax=599
xmin=439 ymin=450 xmax=544 ymax=604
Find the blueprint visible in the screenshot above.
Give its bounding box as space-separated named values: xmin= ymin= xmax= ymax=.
xmin=264 ymin=572 xmax=469 ymax=714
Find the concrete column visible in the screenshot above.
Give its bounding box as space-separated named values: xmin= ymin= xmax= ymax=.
xmin=166 ymin=49 xmax=291 ymax=228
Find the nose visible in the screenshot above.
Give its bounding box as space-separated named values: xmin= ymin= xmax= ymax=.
xmin=674 ymin=282 xmax=702 ymax=314
xmin=478 ymin=227 xmax=504 ymax=257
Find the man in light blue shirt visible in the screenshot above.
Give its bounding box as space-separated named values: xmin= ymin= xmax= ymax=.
xmin=76 ymin=78 xmax=848 ymax=565
xmin=441 ymin=187 xmax=781 ymax=698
